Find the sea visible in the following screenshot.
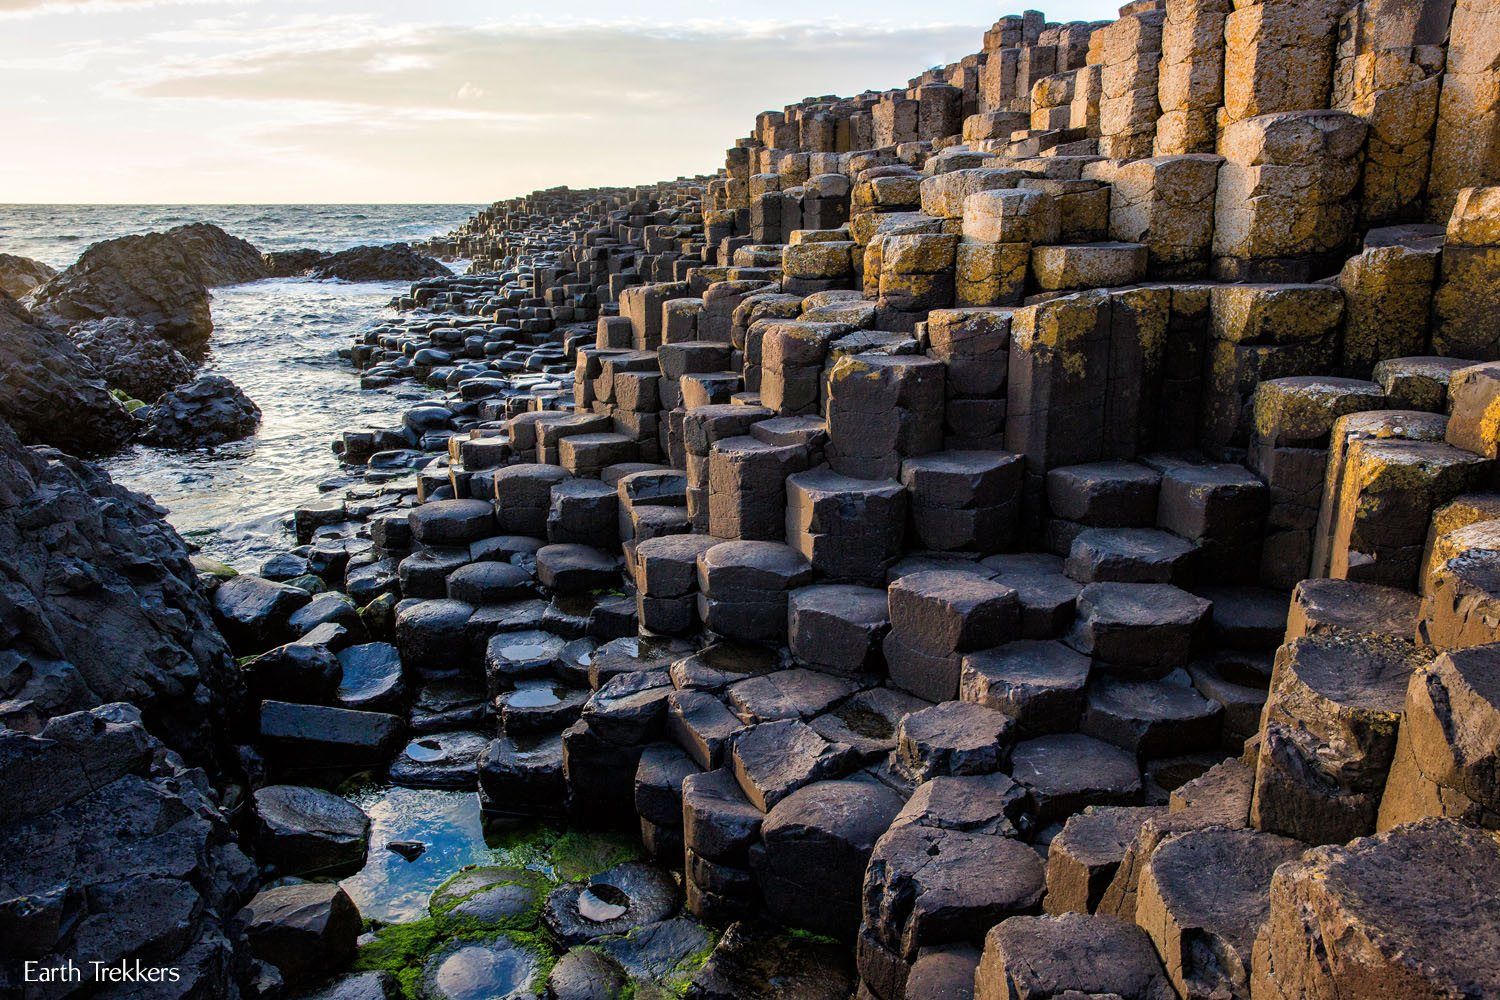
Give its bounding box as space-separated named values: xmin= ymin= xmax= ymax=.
xmin=0 ymin=204 xmax=484 ymax=570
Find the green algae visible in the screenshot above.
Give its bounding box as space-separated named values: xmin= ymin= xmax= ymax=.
xmin=348 ymin=822 xmax=645 ymax=998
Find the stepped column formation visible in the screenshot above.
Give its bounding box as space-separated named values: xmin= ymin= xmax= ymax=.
xmin=147 ymin=3 xmax=1500 ymax=996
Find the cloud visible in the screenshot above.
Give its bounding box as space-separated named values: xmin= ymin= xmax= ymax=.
xmin=3 ymin=15 xmax=990 ymax=200
xmin=126 ymin=20 xmax=980 ymax=125
xmin=0 ymin=0 xmax=248 ymax=19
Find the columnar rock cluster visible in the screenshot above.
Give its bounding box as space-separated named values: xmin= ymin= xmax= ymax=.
xmin=301 ymin=2 xmax=1500 ymax=994
xmin=7 ymin=0 xmax=1497 ymax=997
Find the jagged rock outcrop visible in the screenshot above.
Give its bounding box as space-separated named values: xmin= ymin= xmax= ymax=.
xmin=68 ymin=316 xmax=196 ymax=404
xmin=25 ymin=232 xmax=216 ymax=355
xmin=0 ymin=252 xmax=57 ymax=299
xmin=0 ymin=704 xmax=257 ymax=998
xmin=165 ymin=222 xmax=271 ymax=286
xmin=0 ymin=292 xmax=135 ymax=454
xmin=138 ymin=375 xmax=262 ymax=450
xmin=263 ymin=248 xmax=330 ymax=277
xmin=308 ymin=244 xmax=450 ymax=282
xmin=24 ymin=223 xmax=266 ymax=356
xmin=0 ymin=414 xmax=241 ymax=761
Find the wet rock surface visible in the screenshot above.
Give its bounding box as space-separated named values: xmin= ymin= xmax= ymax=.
xmin=23 ymin=224 xmax=264 ymax=354
xmin=138 ymin=373 xmax=263 ymax=449
xmin=0 ymin=294 xmax=135 ymax=453
xmin=310 ymin=244 xmax=452 ymax=281
xmin=68 ymin=314 xmax=197 ymax=403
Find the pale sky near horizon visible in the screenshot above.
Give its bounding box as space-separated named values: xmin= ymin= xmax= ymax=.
xmin=1 ymin=0 xmax=1121 ymax=204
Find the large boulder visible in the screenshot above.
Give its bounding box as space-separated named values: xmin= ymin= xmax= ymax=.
xmin=68 ymin=316 xmax=196 ymax=403
xmin=264 ymin=248 xmax=330 ymax=277
xmin=165 ymin=222 xmax=270 ymax=285
xmin=308 ymin=244 xmax=450 ymax=282
xmin=0 ymin=252 xmax=57 ymax=299
xmin=138 ymin=374 xmax=262 ymax=449
xmin=0 ymin=706 xmax=258 ymax=997
xmin=0 ymin=415 xmax=240 ymax=762
xmin=24 ymin=229 xmax=218 ymax=353
xmin=0 ymin=294 xmax=135 ymax=454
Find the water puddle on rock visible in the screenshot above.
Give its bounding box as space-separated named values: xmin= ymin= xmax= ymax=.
xmin=576 ymin=884 xmax=631 ymax=922
xmin=338 ymin=782 xmax=645 ymax=925
xmin=340 ymin=784 xmax=510 ymax=924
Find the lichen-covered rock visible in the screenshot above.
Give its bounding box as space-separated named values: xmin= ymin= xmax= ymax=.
xmin=68 ymin=316 xmax=196 ymax=403
xmin=139 ymin=374 xmax=262 ymax=449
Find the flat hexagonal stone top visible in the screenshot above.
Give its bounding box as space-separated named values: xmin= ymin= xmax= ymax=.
xmin=419 ymin=937 xmax=541 ymax=1000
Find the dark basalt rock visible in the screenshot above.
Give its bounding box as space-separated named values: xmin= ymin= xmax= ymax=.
xmin=305 ymin=971 xmax=402 ymax=1000
xmin=542 ymin=861 xmax=681 ymax=945
xmin=241 ymin=882 xmax=362 ymax=991
xmin=290 ymin=590 xmax=365 ymax=639
xmin=309 ymin=244 xmax=451 ymax=282
xmin=754 ymin=777 xmax=906 ymax=939
xmin=498 ymin=679 xmax=588 ymax=735
xmin=243 ymin=640 xmax=343 ymax=705
xmin=0 ymin=417 xmax=240 ymax=761
xmin=388 ymin=729 xmax=490 ymax=788
xmin=0 ymin=252 xmax=56 ymax=299
xmin=68 ymin=315 xmax=196 ymax=403
xmin=333 ymin=641 xmax=405 ymax=710
xmin=214 ymin=573 xmax=314 ymax=652
xmin=0 ymin=706 xmax=258 ymax=998
xmin=263 ymin=247 xmax=330 ymax=277
xmin=0 ymin=296 xmax=135 ymax=453
xmin=253 ymin=783 xmax=371 ymax=876
xmin=25 ymin=223 xmax=264 ymax=354
xmin=138 ymin=374 xmax=262 ymax=449
xmin=686 ymin=920 xmax=856 ymax=1000
xmin=975 ymin=911 xmax=1174 ymax=1000
xmin=598 ymin=915 xmax=714 ymax=983
xmin=161 ymin=222 xmax=272 ymax=286
xmin=548 ymin=947 xmax=628 ymax=999
xmin=259 ymin=700 xmax=404 ymax=768
xmin=478 ymin=730 xmax=566 ymax=816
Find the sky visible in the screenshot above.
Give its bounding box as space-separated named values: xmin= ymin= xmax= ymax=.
xmin=0 ymin=0 xmax=1120 ymax=204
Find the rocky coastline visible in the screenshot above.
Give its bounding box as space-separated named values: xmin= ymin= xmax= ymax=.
xmin=3 ymin=1 xmax=1500 ymax=998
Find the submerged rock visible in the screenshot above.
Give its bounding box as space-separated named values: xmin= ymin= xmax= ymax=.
xmin=430 ymin=866 xmax=550 ymax=928
xmin=418 ymin=937 xmax=541 ymax=1000
xmin=68 ymin=315 xmax=196 ymax=403
xmin=686 ymin=920 xmax=856 ymax=1000
xmin=310 ymin=244 xmax=451 ymax=282
xmin=138 ymin=374 xmax=262 ymax=449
